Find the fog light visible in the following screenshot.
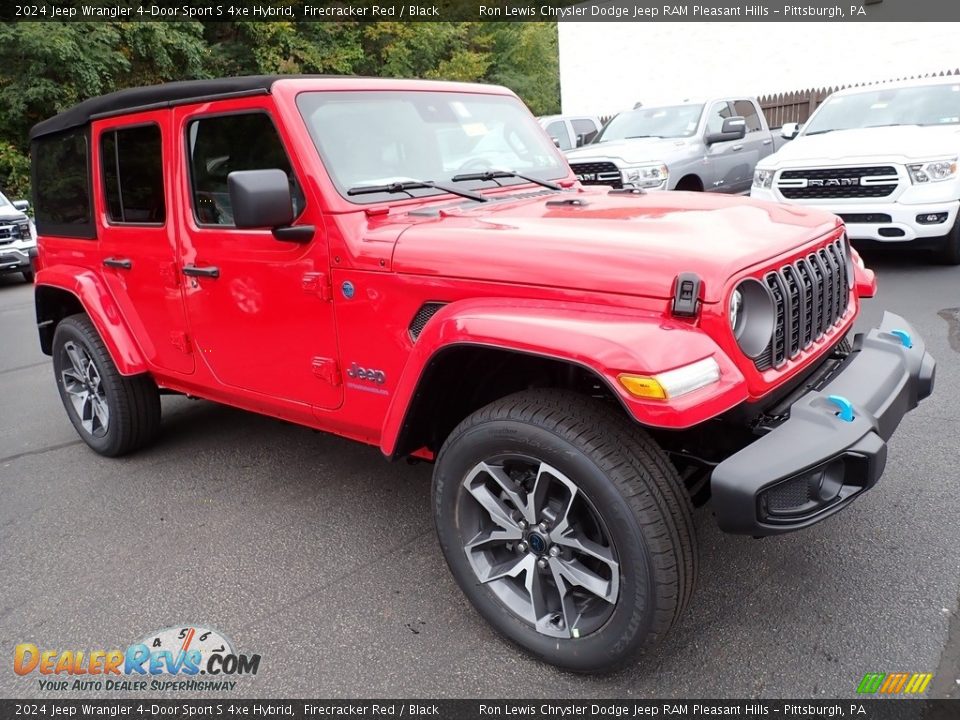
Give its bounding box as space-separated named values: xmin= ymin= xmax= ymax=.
xmin=916 ymin=212 xmax=948 ymax=225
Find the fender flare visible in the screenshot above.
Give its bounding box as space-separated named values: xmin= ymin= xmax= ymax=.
xmin=380 ymin=297 xmax=748 ymax=456
xmin=35 ymin=265 xmax=147 ymax=376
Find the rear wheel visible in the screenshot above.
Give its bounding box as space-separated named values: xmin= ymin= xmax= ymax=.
xmin=52 ymin=314 xmax=161 ymax=457
xmin=432 ymin=390 xmax=697 ymax=672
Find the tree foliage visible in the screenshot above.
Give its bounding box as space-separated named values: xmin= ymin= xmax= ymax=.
xmin=0 ymin=20 xmax=559 ymax=198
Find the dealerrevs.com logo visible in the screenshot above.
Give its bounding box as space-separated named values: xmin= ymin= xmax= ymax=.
xmin=13 ymin=625 xmax=260 ymax=692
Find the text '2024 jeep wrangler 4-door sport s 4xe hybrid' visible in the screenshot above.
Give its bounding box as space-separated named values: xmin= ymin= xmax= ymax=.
xmin=30 ymin=77 xmax=935 ymax=672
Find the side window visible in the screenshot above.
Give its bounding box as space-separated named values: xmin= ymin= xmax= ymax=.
xmin=704 ymin=102 xmax=734 ymax=135
xmin=187 ymin=113 xmax=304 ymax=226
xmin=32 ymin=128 xmax=94 ymax=238
xmin=545 ymin=121 xmax=571 ymax=150
xmin=101 ymin=125 xmax=165 ymax=224
xmin=733 ymin=100 xmax=763 ymax=133
xmin=571 ymin=119 xmax=599 ymax=145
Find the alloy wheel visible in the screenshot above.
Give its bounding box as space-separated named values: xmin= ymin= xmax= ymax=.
xmin=60 ymin=340 xmax=109 ymax=438
xmin=457 ymin=456 xmax=620 ymax=639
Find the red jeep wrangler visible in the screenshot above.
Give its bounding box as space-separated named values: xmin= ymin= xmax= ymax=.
xmin=30 ymin=76 xmax=935 ymax=671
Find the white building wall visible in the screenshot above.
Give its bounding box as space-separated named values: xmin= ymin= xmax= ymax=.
xmin=559 ymin=22 xmax=960 ymax=116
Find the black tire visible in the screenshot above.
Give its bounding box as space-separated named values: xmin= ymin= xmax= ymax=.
xmin=21 ymin=269 xmax=35 ymax=283
xmin=432 ymin=389 xmax=697 ymax=672
xmin=52 ymin=314 xmax=161 ymax=457
xmin=936 ymin=216 xmax=960 ymax=265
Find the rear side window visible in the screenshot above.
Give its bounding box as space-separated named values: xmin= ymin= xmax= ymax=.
xmin=187 ymin=113 xmax=303 ymax=226
xmin=101 ymin=125 xmax=165 ymax=224
xmin=733 ymin=100 xmax=763 ymax=133
xmin=32 ymin=128 xmax=94 ymax=238
xmin=571 ymin=119 xmax=599 ymax=145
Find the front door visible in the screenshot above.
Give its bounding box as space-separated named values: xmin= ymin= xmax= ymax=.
xmin=702 ymin=101 xmax=743 ymax=193
xmin=92 ymin=112 xmax=195 ymax=375
xmin=172 ymin=100 xmax=341 ymax=410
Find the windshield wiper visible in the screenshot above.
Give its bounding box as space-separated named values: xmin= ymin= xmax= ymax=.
xmin=346 ymin=180 xmax=487 ymax=202
xmin=451 ymin=169 xmax=562 ymax=191
xmin=625 ymin=135 xmax=663 ymax=139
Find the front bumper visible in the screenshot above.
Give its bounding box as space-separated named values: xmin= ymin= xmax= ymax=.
xmin=0 ymin=246 xmax=33 ymax=274
xmin=750 ymin=188 xmax=958 ymax=242
xmin=711 ymin=311 xmax=935 ymax=535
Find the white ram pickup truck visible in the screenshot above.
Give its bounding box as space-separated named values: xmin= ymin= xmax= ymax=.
xmin=751 ymin=76 xmax=960 ymax=264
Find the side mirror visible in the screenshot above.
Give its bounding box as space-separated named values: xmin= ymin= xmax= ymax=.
xmin=227 ymin=169 xmax=312 ymax=242
xmin=705 ymin=116 xmax=747 ymax=145
xmin=575 ymin=133 xmax=585 ymax=147
xmin=551 ymin=137 xmax=561 ymax=148
xmin=13 ymin=200 xmax=29 ymax=213
xmin=781 ymin=122 xmax=801 ymax=140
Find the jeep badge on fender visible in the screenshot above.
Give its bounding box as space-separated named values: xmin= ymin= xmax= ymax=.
xmin=29 ymin=76 xmax=935 ymax=672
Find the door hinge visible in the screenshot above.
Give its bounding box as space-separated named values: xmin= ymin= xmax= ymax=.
xmin=302 ymin=272 xmax=332 ymax=301
xmin=312 ymin=357 xmax=341 ymax=386
xmin=170 ymin=331 xmax=192 ymax=354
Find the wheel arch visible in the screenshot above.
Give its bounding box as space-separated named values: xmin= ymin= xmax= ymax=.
xmin=35 ymin=267 xmax=147 ymax=375
xmin=674 ymin=174 xmax=704 ymax=192
xmin=380 ymin=298 xmax=748 ymax=458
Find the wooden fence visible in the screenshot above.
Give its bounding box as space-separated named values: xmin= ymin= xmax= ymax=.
xmin=595 ymin=68 xmax=960 ymax=128
xmin=758 ymin=68 xmax=960 ymax=128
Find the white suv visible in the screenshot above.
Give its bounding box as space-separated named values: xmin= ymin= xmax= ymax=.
xmin=751 ymin=76 xmax=960 ymax=264
xmin=0 ymin=190 xmax=37 ymax=282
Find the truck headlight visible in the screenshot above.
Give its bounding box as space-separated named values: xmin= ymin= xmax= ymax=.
xmin=907 ymin=158 xmax=958 ymax=184
xmin=731 ymin=279 xmax=775 ymax=359
xmin=622 ymin=163 xmax=668 ymax=189
xmin=752 ymin=168 xmax=775 ymax=189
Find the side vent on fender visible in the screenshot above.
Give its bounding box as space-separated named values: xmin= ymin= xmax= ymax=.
xmin=408 ymin=302 xmax=447 ymax=342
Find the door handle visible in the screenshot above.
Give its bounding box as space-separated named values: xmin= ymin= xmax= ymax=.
xmin=762 ymin=139 xmax=773 ymax=145
xmin=731 ymin=144 xmax=743 ymax=151
xmin=182 ymin=264 xmax=220 ymax=279
xmin=103 ymin=257 xmax=132 ymax=270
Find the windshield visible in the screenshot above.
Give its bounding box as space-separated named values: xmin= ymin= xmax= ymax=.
xmin=593 ymin=104 xmax=704 ymax=142
xmin=803 ymin=83 xmax=960 ymax=135
xmin=296 ymin=91 xmax=567 ymax=203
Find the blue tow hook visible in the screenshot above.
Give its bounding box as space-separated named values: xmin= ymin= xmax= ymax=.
xmin=890 ymin=329 xmax=913 ymax=348
xmin=827 ymin=395 xmax=855 ymax=422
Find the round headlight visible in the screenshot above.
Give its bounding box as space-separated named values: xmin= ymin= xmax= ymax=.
xmin=730 ymin=279 xmax=775 ymax=359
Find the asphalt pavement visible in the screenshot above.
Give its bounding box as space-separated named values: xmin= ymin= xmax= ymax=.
xmin=1 ymin=247 xmax=958 ymax=699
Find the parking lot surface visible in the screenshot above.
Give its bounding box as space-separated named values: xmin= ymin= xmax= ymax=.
xmin=1 ymin=249 xmax=958 ymax=699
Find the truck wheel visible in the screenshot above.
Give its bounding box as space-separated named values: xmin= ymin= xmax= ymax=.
xmin=937 ymin=216 xmax=960 ymax=265
xmin=21 ymin=269 xmax=34 ymax=283
xmin=52 ymin=314 xmax=161 ymax=457
xmin=433 ymin=389 xmax=697 ymax=672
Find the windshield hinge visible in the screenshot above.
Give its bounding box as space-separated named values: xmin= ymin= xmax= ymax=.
xmin=302 ymin=272 xmax=332 ymax=302
xmin=672 ymin=272 xmax=702 ymax=317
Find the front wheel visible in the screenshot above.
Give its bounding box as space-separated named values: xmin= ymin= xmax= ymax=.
xmin=21 ymin=269 xmax=34 ymax=283
xmin=52 ymin=314 xmax=161 ymax=457
xmin=937 ymin=215 xmax=960 ymax=265
xmin=432 ymin=390 xmax=698 ymax=672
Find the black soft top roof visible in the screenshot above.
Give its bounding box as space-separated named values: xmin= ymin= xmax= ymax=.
xmin=30 ymin=75 xmax=304 ymax=140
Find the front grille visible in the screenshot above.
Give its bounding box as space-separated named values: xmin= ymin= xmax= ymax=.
xmin=754 ymin=238 xmax=851 ymax=371
xmin=569 ymin=161 xmax=622 ymax=189
xmin=778 ymin=166 xmax=898 ymax=199
xmin=408 ymin=302 xmax=446 ymax=341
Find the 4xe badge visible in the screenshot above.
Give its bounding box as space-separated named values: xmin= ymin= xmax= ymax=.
xmin=13 ymin=624 xmax=261 ymax=693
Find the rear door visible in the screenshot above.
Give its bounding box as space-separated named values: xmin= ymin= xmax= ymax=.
xmin=92 ymin=112 xmax=194 ymax=375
